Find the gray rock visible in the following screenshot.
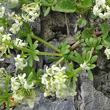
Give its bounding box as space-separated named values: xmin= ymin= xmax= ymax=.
xmin=15 ymin=89 xmax=76 ymax=110
xmin=80 ymin=82 xmax=110 ymax=110
xmin=44 ymin=40 xmax=60 ymax=63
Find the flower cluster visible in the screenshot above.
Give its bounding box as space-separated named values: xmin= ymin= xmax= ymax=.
xmin=14 ymin=55 xmax=27 ymax=70
xmin=93 ymin=0 xmax=110 ymax=19
xmin=80 ymin=62 xmax=90 ymax=70
xmin=22 ymin=3 xmax=40 ymax=22
xmin=104 ymin=47 xmax=110 ymax=59
xmin=41 ymin=65 xmax=76 ymax=98
xmin=11 ymin=73 xmax=36 ymax=108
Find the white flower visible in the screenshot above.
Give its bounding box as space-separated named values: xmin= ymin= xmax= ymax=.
xmin=15 ymin=55 xmax=27 ymax=70
xmin=0 ymin=6 xmax=5 ymax=18
xmin=41 ymin=65 xmax=75 ymax=98
xmin=18 ymin=73 xmax=26 ymax=84
xmin=104 ymin=48 xmax=110 ymax=59
xmin=14 ymin=54 xmax=23 ymax=62
xmin=14 ymin=38 xmax=26 ymax=48
xmin=0 ymin=26 xmax=4 ymax=33
xmin=9 ymin=23 xmax=20 ymax=34
xmin=24 ymin=81 xmax=34 ymax=89
xmin=7 ymin=12 xmax=15 ymax=20
xmin=93 ymin=5 xmax=101 ymax=16
xmin=2 ymin=34 xmax=11 ymax=42
xmin=11 ymin=77 xmax=20 ymax=91
xmin=27 ymin=99 xmax=35 ymax=108
xmin=80 ymin=62 xmax=90 ymax=70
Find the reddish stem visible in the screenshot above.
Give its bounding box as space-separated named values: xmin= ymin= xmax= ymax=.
xmin=94 ymin=29 xmax=110 ymax=36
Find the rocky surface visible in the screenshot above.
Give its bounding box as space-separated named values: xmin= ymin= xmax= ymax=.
xmin=14 ymin=89 xmax=76 ymax=110
xmin=80 ymin=82 xmax=110 ymax=110
xmin=1 ymin=2 xmax=110 ymax=110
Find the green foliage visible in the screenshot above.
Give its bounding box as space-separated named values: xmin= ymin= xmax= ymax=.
xmin=59 ymin=41 xmax=70 ymax=55
xmin=71 ymin=50 xmax=97 ymax=69
xmin=0 ymin=70 xmax=19 ymax=110
xmin=52 ymin=0 xmax=75 ymax=13
xmin=66 ymin=62 xmax=81 ymax=89
xmin=87 ymin=70 xmax=93 ymax=81
xmin=75 ymin=0 xmax=93 ymax=14
xmin=77 ymin=18 xmax=87 ymax=28
xmin=101 ymin=22 xmax=109 ymax=39
xmin=83 ymin=37 xmax=102 ymax=51
xmin=103 ymin=35 xmax=110 ymax=47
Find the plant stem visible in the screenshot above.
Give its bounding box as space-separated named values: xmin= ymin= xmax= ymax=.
xmin=70 ymin=41 xmax=80 ymax=51
xmin=94 ymin=29 xmax=110 ymax=36
xmin=55 ymin=41 xmax=80 ymax=65
xmin=55 ymin=57 xmax=64 ymax=66
xmin=38 ymin=52 xmax=62 ymax=56
xmin=32 ymin=34 xmax=60 ymax=53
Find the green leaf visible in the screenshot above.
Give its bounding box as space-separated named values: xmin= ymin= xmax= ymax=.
xmin=18 ymin=29 xmax=27 ymax=36
xmin=8 ymin=4 xmax=19 ymax=9
xmin=29 ymin=56 xmax=33 ymax=67
xmin=103 ymin=35 xmax=110 ymax=46
xmin=44 ymin=7 xmax=51 ymax=16
xmin=33 ymin=41 xmax=38 ymax=49
xmin=48 ymin=57 xmax=61 ymax=62
xmin=87 ymin=70 xmax=93 ymax=81
xmin=102 ymin=22 xmax=109 ymax=39
xmin=36 ymin=69 xmax=43 ymax=82
xmin=27 ymin=35 xmax=33 ymax=48
xmin=27 ymin=72 xmax=33 ymax=81
xmin=67 ymin=62 xmax=74 ymax=71
xmin=83 ymin=0 xmax=92 ymax=6
xmin=23 ymin=22 xmax=31 ymax=33
xmin=52 ymin=0 xmax=75 ymax=13
xmin=22 ymin=66 xmax=37 ymax=80
xmin=5 ymin=79 xmax=10 ymax=93
xmin=77 ymin=18 xmax=87 ymax=28
xmin=0 ymin=99 xmax=6 ymax=106
xmin=33 ymin=55 xmax=39 ymax=61
xmin=90 ymin=55 xmax=98 ymax=63
xmin=96 ymin=45 xmax=103 ymax=50
xmin=82 ymin=28 xmax=93 ymax=39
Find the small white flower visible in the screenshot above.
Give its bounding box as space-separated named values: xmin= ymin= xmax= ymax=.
xmin=0 ymin=6 xmax=5 ymax=18
xmin=11 ymin=77 xmax=20 ymax=91
xmin=7 ymin=12 xmax=15 ymax=20
xmin=80 ymin=62 xmax=90 ymax=70
xmin=15 ymin=55 xmax=27 ymax=70
xmin=14 ymin=38 xmax=26 ymax=48
xmin=104 ymin=48 xmax=110 ymax=59
xmin=18 ymin=73 xmax=26 ymax=84
xmin=93 ymin=5 xmax=101 ymax=16
xmin=14 ymin=54 xmax=23 ymax=62
xmin=2 ymin=34 xmax=11 ymax=42
xmin=27 ymin=99 xmax=35 ymax=108
xmin=24 ymin=81 xmax=34 ymax=89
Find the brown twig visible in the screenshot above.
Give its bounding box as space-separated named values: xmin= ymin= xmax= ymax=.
xmin=94 ymin=29 xmax=110 ymax=36
xmin=70 ymin=41 xmax=80 ymax=51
